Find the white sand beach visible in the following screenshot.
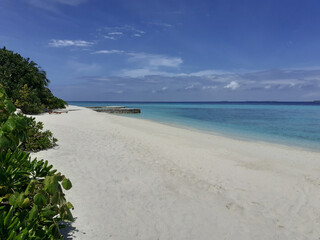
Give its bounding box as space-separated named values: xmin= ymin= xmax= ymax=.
xmin=31 ymin=106 xmax=320 ymax=240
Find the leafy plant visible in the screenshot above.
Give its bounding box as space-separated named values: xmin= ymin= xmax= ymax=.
xmin=0 ymin=88 xmax=58 ymax=152
xmin=0 ymin=47 xmax=67 ymax=114
xmin=23 ymin=117 xmax=58 ymax=152
xmin=14 ymin=84 xmax=44 ymax=114
xmin=0 ymin=88 xmax=28 ymax=152
xmin=0 ymin=150 xmax=73 ymax=239
xmin=0 ymin=70 xmax=72 ymax=239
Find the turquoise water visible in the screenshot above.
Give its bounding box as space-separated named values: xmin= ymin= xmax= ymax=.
xmin=68 ymin=101 xmax=320 ymax=151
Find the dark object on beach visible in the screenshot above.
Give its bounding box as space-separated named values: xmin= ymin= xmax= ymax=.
xmin=88 ymin=106 xmax=141 ymax=114
xmin=48 ymin=109 xmax=69 ymax=114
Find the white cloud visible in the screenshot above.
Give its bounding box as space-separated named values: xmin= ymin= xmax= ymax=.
xmin=103 ymin=32 xmax=124 ymax=40
xmin=149 ymin=56 xmax=182 ymax=67
xmin=150 ymin=22 xmax=173 ymax=28
xmin=91 ymin=50 xmax=182 ymax=77
xmin=108 ymin=32 xmax=123 ymax=35
xmin=202 ymin=85 xmax=217 ymax=90
xmin=92 ymin=50 xmax=124 ymax=54
xmin=66 ymin=60 xmax=101 ymax=74
xmin=26 ymin=0 xmax=86 ymax=11
xmin=261 ymin=79 xmax=298 ymax=87
xmin=54 ymin=0 xmax=86 ymax=5
xmin=224 ymin=81 xmax=240 ymax=90
xmin=185 ymin=84 xmax=194 ymax=90
xmin=127 ymin=52 xmax=182 ymax=68
xmin=185 ymin=70 xmax=230 ymax=77
xmin=99 ymin=25 xmax=145 ymax=40
xmin=104 ymin=36 xmax=116 ymax=40
xmin=49 ymin=39 xmax=93 ymax=47
xmin=119 ymin=68 xmax=169 ymax=78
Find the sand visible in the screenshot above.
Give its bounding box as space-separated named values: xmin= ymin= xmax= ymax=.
xmin=31 ymin=106 xmax=320 ymax=240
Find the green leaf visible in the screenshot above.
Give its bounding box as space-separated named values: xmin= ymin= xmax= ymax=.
xmin=43 ymin=175 xmax=58 ymax=195
xmin=49 ymin=223 xmax=60 ymax=238
xmin=61 ymin=178 xmax=72 ymax=190
xmin=28 ymin=204 xmax=38 ymax=221
xmin=41 ymin=206 xmax=56 ymax=218
xmin=0 ymin=134 xmax=12 ymax=149
xmin=25 ymin=180 xmax=36 ymax=195
xmin=8 ymin=217 xmax=20 ymax=230
xmin=9 ymin=192 xmax=20 ymax=206
xmin=21 ymin=198 xmax=30 ymax=208
xmin=7 ymin=229 xmax=17 ymax=240
xmin=4 ymin=99 xmax=16 ymax=113
xmin=16 ymin=193 xmax=25 ymax=207
xmin=33 ymin=193 xmax=47 ymax=206
xmin=4 ymin=205 xmax=14 ymax=227
xmin=15 ymin=229 xmax=28 ymax=240
xmin=66 ymin=202 xmax=74 ymax=210
xmin=51 ymin=192 xmax=60 ymax=205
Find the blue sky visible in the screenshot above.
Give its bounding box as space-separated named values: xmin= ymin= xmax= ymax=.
xmin=1 ymin=0 xmax=320 ymax=101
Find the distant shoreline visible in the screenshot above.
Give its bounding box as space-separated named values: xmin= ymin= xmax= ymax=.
xmin=68 ymin=101 xmax=320 ymax=151
xmin=67 ymin=100 xmax=320 ymax=104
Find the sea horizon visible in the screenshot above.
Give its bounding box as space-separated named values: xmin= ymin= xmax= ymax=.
xmin=68 ymin=101 xmax=320 ymax=151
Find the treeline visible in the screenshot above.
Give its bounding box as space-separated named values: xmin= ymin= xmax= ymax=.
xmin=0 ymin=47 xmax=66 ymax=114
xmin=0 ymin=48 xmax=73 ymax=239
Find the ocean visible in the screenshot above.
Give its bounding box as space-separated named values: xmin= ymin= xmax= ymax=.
xmin=68 ymin=101 xmax=320 ymax=151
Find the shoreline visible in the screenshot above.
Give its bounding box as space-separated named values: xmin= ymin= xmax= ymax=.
xmin=80 ymin=102 xmax=320 ymax=153
xmin=123 ymin=113 xmax=320 ymax=154
xmin=31 ymin=105 xmax=320 ymax=239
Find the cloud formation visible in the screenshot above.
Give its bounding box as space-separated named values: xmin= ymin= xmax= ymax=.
xmin=48 ymin=39 xmax=94 ymax=47
xmin=25 ymin=0 xmax=86 ymax=11
xmin=97 ymin=25 xmax=145 ymax=40
xmin=127 ymin=52 xmax=182 ymax=68
xmin=52 ymin=68 xmax=320 ymax=101
xmin=92 ymin=50 xmax=124 ymax=54
xmin=224 ymin=81 xmax=240 ymax=90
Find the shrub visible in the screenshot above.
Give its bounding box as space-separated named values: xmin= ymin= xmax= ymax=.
xmin=23 ymin=117 xmax=58 ymax=152
xmin=0 ymin=150 xmax=73 ymax=239
xmin=14 ymin=84 xmax=44 ymax=114
xmin=0 ymin=88 xmax=58 ymax=152
xmin=0 ymin=88 xmax=73 ymax=239
xmin=0 ymin=88 xmax=28 ymax=152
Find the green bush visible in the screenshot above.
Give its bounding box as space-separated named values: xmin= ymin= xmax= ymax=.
xmin=0 ymin=88 xmax=28 ymax=152
xmin=0 ymin=88 xmax=73 ymax=239
xmin=14 ymin=84 xmax=44 ymax=114
xmin=0 ymin=150 xmax=73 ymax=239
xmin=0 ymin=47 xmax=67 ymax=114
xmin=0 ymin=88 xmax=58 ymax=152
xmin=23 ymin=117 xmax=58 ymax=152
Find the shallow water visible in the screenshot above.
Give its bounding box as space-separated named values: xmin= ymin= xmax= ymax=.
xmin=68 ymin=101 xmax=320 ymax=151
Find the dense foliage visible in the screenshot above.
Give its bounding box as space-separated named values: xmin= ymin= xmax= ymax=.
xmin=0 ymin=89 xmax=28 ymax=152
xmin=23 ymin=117 xmax=58 ymax=152
xmin=0 ymin=88 xmax=57 ymax=152
xmin=0 ymin=47 xmax=67 ymax=114
xmin=0 ymin=150 xmax=73 ymax=239
xmin=0 ymin=88 xmax=73 ymax=239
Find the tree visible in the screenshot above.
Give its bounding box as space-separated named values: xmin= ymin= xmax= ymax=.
xmin=0 ymin=47 xmax=66 ymax=114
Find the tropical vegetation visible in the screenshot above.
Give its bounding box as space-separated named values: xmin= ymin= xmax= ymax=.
xmin=0 ymin=48 xmax=73 ymax=239
xmin=0 ymin=47 xmax=67 ymax=114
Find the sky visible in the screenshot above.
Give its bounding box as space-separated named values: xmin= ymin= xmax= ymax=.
xmin=1 ymin=0 xmax=320 ymax=101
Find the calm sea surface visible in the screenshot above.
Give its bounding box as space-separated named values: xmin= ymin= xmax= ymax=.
xmin=68 ymin=101 xmax=320 ymax=151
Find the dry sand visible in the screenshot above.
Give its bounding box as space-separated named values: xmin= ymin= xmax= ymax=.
xmin=31 ymin=106 xmax=320 ymax=240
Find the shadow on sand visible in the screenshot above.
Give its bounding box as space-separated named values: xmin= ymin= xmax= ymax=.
xmin=60 ymin=218 xmax=86 ymax=239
